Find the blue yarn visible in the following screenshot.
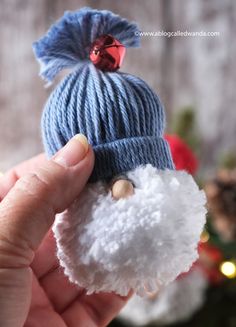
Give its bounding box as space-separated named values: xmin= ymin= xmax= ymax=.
xmin=33 ymin=7 xmax=140 ymax=82
xmin=34 ymin=8 xmax=174 ymax=182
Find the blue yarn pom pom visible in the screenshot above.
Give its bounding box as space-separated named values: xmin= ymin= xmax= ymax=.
xmin=33 ymin=7 xmax=140 ymax=82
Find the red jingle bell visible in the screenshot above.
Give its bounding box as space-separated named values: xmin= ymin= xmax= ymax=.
xmin=89 ymin=34 xmax=126 ymax=72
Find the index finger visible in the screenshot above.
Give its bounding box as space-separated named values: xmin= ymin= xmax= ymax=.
xmin=0 ymin=153 xmax=47 ymax=200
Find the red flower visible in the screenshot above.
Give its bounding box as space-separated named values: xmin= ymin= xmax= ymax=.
xmin=165 ymin=134 xmax=198 ymax=175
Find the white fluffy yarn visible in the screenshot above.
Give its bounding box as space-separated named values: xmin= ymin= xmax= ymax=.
xmin=53 ymin=164 xmax=206 ymax=296
xmin=120 ymin=268 xmax=207 ymax=325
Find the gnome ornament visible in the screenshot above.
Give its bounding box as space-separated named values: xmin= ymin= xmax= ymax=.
xmin=33 ymin=8 xmax=206 ymax=296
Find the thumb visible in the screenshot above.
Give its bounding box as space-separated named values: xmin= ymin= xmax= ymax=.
xmin=0 ymin=134 xmax=94 ymax=268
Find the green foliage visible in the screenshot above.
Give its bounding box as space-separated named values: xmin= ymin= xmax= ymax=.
xmin=171 ymin=106 xmax=200 ymax=153
xmin=206 ymin=219 xmax=236 ymax=260
xmin=220 ymin=152 xmax=236 ymax=170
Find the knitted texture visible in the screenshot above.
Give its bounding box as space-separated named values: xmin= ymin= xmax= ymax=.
xmin=41 ymin=63 xmax=174 ymax=181
xmin=33 ymin=8 xmax=174 ymax=182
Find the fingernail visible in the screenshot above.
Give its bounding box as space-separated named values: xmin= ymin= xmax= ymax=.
xmin=53 ymin=134 xmax=89 ymax=167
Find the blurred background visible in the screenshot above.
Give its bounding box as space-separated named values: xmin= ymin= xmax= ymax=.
xmin=0 ymin=0 xmax=236 ymax=326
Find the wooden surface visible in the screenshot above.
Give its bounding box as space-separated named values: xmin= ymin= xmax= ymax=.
xmin=0 ymin=0 xmax=235 ymax=174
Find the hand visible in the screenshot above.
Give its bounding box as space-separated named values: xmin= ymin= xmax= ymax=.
xmin=0 ymin=135 xmax=130 ymax=327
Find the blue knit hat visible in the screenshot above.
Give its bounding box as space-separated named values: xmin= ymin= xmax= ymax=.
xmin=33 ymin=7 xmax=174 ymax=182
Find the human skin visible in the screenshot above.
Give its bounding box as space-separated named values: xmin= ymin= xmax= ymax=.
xmin=0 ymin=135 xmax=130 ymax=327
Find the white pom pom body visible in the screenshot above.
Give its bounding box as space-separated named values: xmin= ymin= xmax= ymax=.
xmin=120 ymin=268 xmax=207 ymax=325
xmin=53 ymin=164 xmax=206 ymax=296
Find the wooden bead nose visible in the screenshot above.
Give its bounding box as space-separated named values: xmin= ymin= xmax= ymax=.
xmin=111 ymin=179 xmax=134 ymax=200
